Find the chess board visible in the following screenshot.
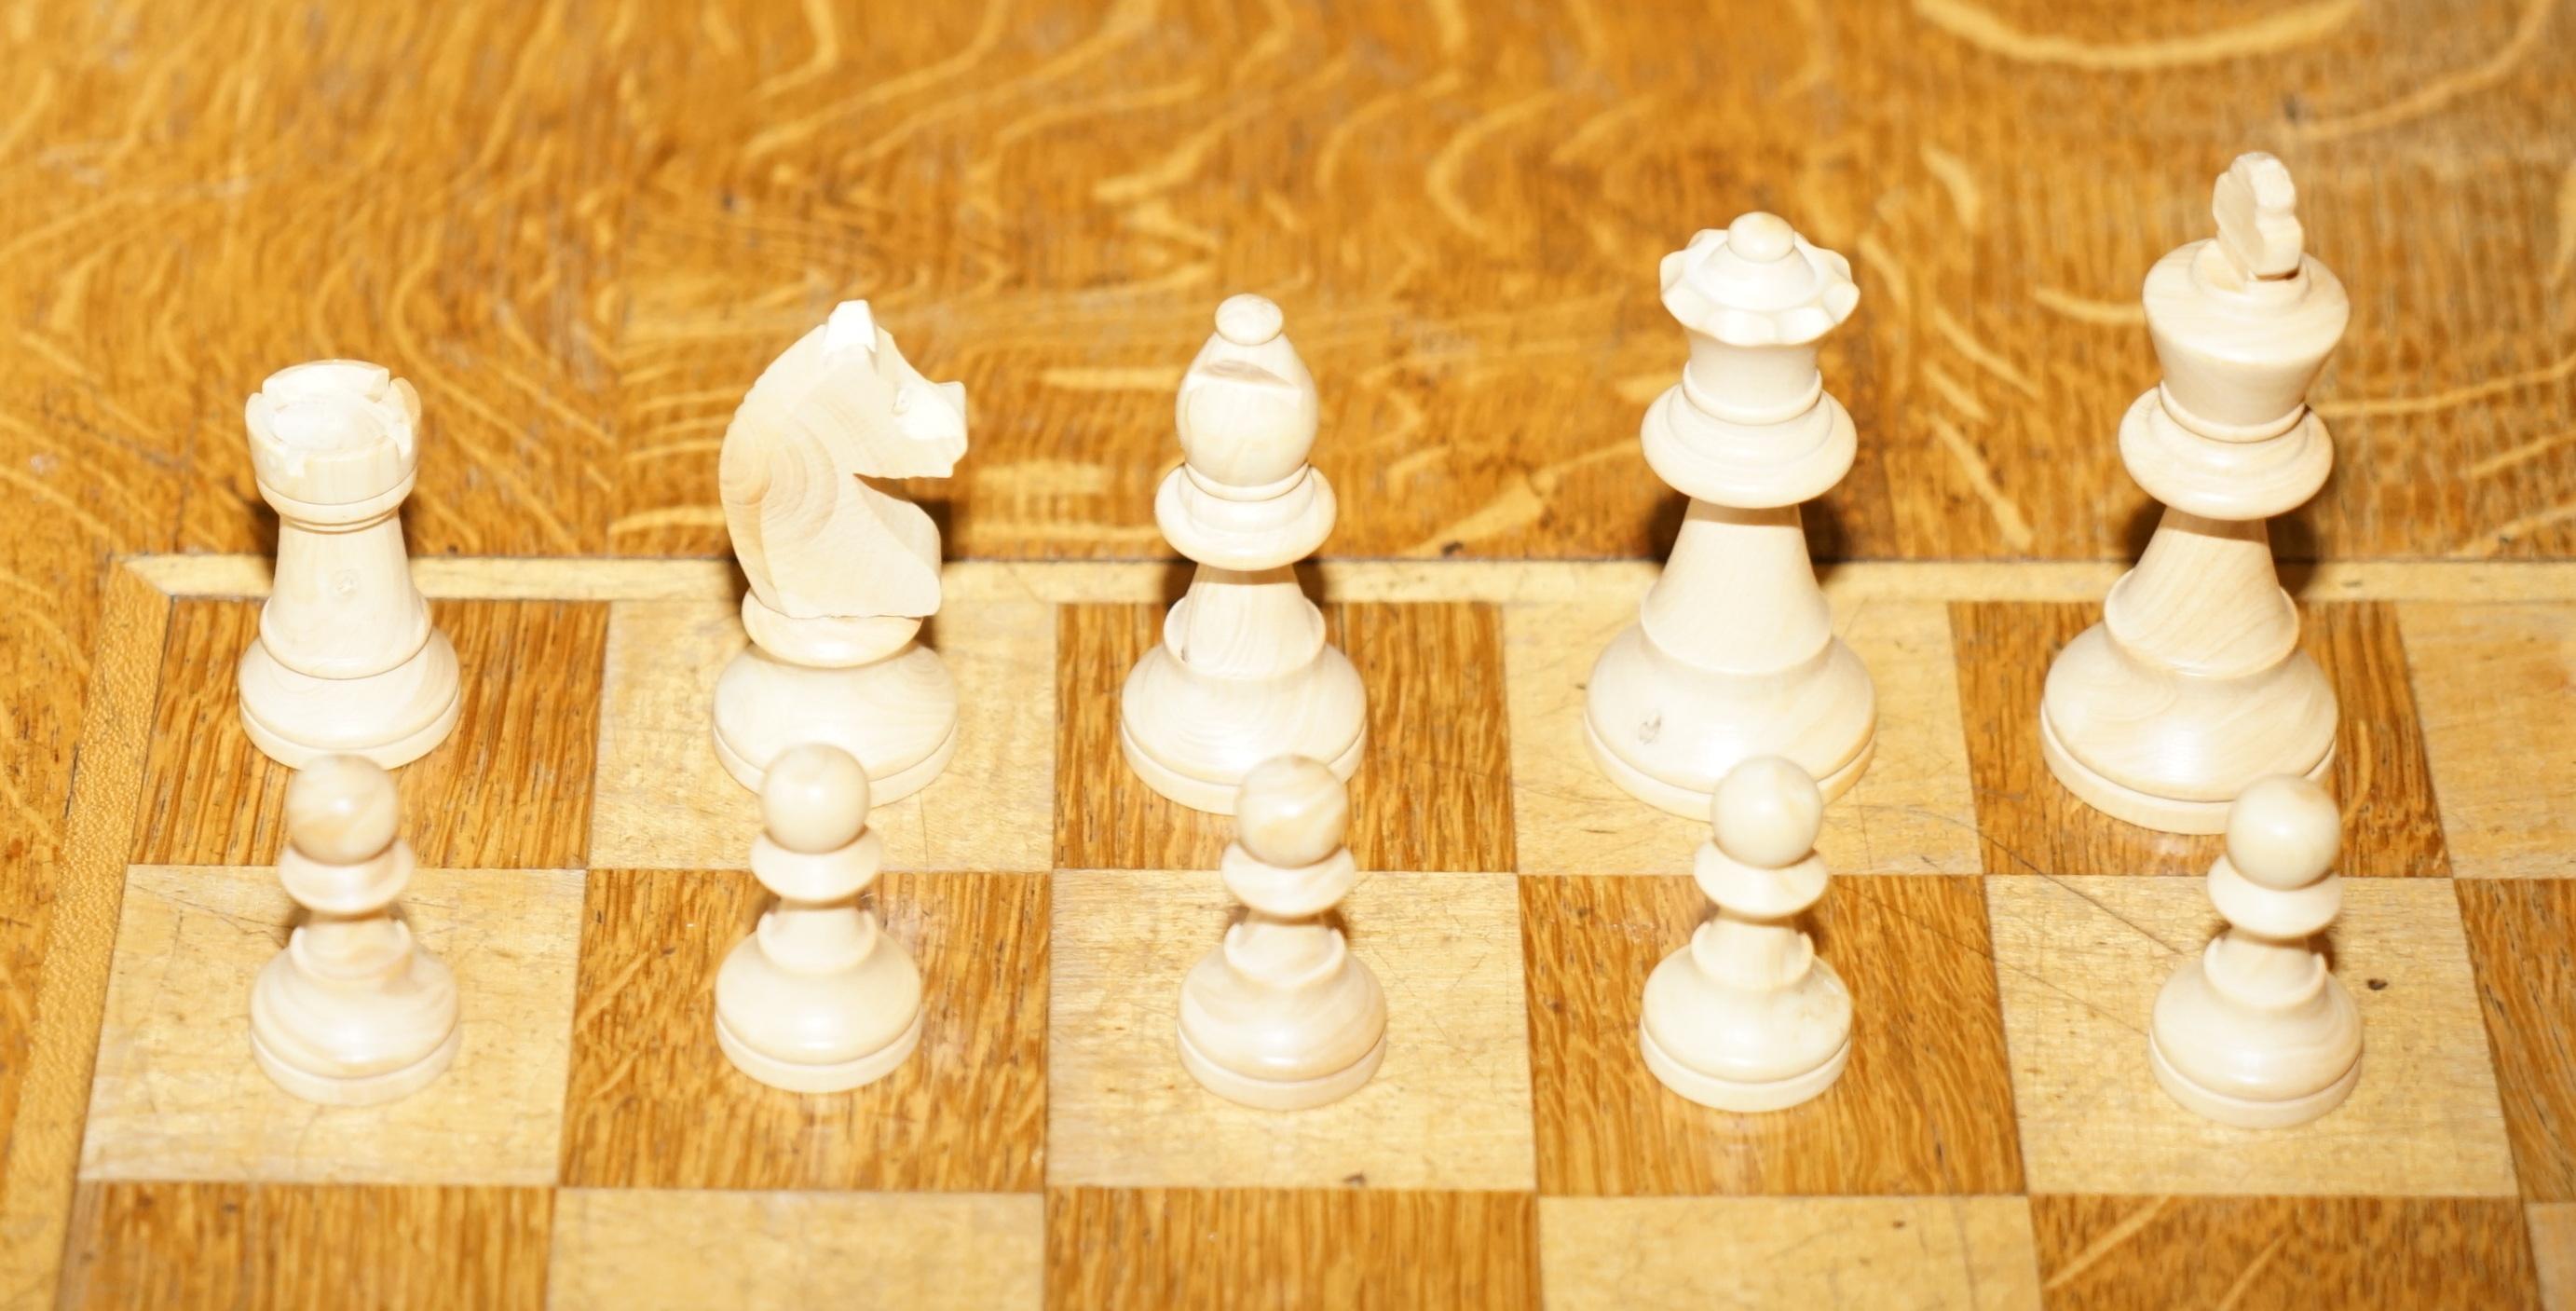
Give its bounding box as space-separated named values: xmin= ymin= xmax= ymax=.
xmin=3 ymin=550 xmax=2569 ymax=1309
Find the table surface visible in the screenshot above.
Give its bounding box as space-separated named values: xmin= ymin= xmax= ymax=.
xmin=3 ymin=2 xmax=2573 ymax=1307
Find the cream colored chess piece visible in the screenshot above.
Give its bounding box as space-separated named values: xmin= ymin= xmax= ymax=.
xmin=2150 ymin=775 xmax=2361 ymax=1127
xmin=716 ymin=743 xmax=925 ymax=1093
xmin=1585 ymin=213 xmax=1876 ymax=818
xmin=250 ymin=754 xmax=459 ymax=1106
xmin=237 ymin=361 xmax=461 ymax=769
xmin=2041 ymin=154 xmax=2348 ymax=833
xmin=1641 ymin=756 xmax=1852 ymax=1112
xmin=1177 ymin=756 xmax=1386 ymax=1110
xmin=1120 ymin=294 xmax=1367 ymax=815
xmin=713 ymin=302 xmax=970 ymax=800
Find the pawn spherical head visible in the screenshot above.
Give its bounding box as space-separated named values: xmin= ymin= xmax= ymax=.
xmin=760 ymin=744 xmax=872 ymax=854
xmin=285 ymin=754 xmax=401 ymax=865
xmin=1711 ymin=756 xmax=1823 ymax=868
xmin=1214 ymin=294 xmax=1285 ymax=347
xmin=2225 ymin=775 xmax=2340 ymax=890
xmin=1726 ymin=212 xmax=1796 ymax=263
xmin=1233 ymin=756 xmax=1348 ymax=868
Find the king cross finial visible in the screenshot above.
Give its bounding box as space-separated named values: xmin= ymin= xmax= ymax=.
xmin=2214 ymin=152 xmax=2305 ymax=281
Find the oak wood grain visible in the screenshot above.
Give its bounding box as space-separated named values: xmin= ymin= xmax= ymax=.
xmin=129 ymin=599 xmax=607 ymax=870
xmin=1043 ymin=1186 xmax=1538 ymax=1311
xmin=1521 ymin=873 xmax=2023 ymax=1196
xmin=2458 ymin=879 xmax=2576 ymax=1204
xmin=61 ymin=1181 xmax=552 ymax=1311
xmin=1952 ymin=600 xmax=2447 ymax=878
xmin=2028 ymin=1195 xmax=2541 ymax=1311
xmin=1055 ymin=601 xmax=1513 ymax=873
xmin=2402 ymin=603 xmax=2576 ymax=878
xmin=557 ymin=868 xmax=1048 ymax=1194
xmin=6 ymin=2 xmax=2560 ymax=569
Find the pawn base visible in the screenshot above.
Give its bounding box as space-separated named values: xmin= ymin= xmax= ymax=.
xmin=238 ymin=634 xmax=462 ymax=771
xmin=711 ymin=641 xmax=960 ymax=803
xmin=2150 ymin=1030 xmax=2360 ymax=1128
xmin=251 ymin=1025 xmax=460 ymax=1108
xmin=1178 ymin=1026 xmax=1385 ymax=1111
xmin=1641 ymin=1023 xmax=1848 ymax=1113
xmin=718 ymin=1007 xmax=924 ymax=1095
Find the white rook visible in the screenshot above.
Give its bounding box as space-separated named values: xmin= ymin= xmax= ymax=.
xmin=237 ymin=361 xmax=460 ymax=769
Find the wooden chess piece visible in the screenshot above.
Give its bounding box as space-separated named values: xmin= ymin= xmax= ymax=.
xmin=2041 ymin=154 xmax=2348 ymax=833
xmin=1120 ymin=294 xmax=1366 ymax=815
xmin=1584 ymin=213 xmax=1875 ymax=818
xmin=1177 ymin=756 xmax=1385 ymax=1110
xmin=2150 ymin=775 xmax=2362 ymax=1127
xmin=1640 ymin=755 xmax=1852 ymax=1112
xmin=712 ymin=302 xmax=970 ymax=801
xmin=250 ymin=754 xmax=459 ymax=1105
xmin=715 ymin=743 xmax=925 ymax=1093
xmin=237 ymin=361 xmax=461 ymax=769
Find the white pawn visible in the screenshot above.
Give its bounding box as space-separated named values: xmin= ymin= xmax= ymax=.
xmin=1119 ymin=294 xmax=1367 ymax=815
xmin=1640 ymin=756 xmax=1852 ymax=1112
xmin=250 ymin=755 xmax=460 ymax=1106
xmin=716 ymin=744 xmax=924 ymax=1093
xmin=1177 ymin=757 xmax=1386 ymax=1110
xmin=2149 ymin=775 xmax=2362 ymax=1127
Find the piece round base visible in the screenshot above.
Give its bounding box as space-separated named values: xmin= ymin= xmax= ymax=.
xmin=1584 ymin=714 xmax=1871 ymax=819
xmin=1640 ymin=1022 xmax=1849 ymax=1113
xmin=239 ymin=636 xmax=462 ymax=771
xmin=716 ymin=1006 xmax=924 ymax=1095
xmin=1120 ymin=720 xmax=1365 ymax=817
xmin=2041 ymin=711 xmax=2334 ymax=836
xmin=2149 ymin=1030 xmax=2359 ymax=1128
xmin=710 ymin=642 xmax=961 ymax=803
xmin=716 ymin=715 xmax=961 ymax=805
xmin=1177 ymin=1025 xmax=1386 ymax=1111
xmin=251 ymin=1025 xmax=460 ymax=1107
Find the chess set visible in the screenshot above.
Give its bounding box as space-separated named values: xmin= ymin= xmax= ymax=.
xmin=4 ymin=153 xmax=2569 ymax=1309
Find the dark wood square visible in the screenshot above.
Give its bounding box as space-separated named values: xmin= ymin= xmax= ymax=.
xmin=129 ymin=597 xmax=607 ymax=869
xmin=1043 ymin=1186 xmax=1538 ymax=1311
xmin=2458 ymin=878 xmax=2576 ymax=1203
xmin=1520 ymin=873 xmax=2023 ymax=1196
xmin=1951 ymin=600 xmax=2448 ymax=878
xmin=557 ymin=867 xmax=1047 ymax=1193
xmin=60 ymin=1181 xmax=552 ymax=1311
xmin=2028 ymin=1195 xmax=2540 ymax=1310
xmin=1054 ymin=599 xmax=1514 ymax=873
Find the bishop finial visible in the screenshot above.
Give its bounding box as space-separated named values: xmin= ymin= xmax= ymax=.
xmin=2214 ymin=153 xmax=2305 ymax=281
xmin=1177 ymin=294 xmax=1319 ymax=488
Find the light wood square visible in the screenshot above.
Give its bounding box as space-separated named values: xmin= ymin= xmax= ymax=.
xmin=1536 ymin=1196 xmax=2040 ymax=1310
xmin=588 ymin=598 xmax=1055 ymax=872
xmin=2401 ymin=603 xmax=2576 ymax=878
xmin=80 ymin=865 xmax=582 ymax=1185
xmin=1987 ymin=875 xmax=2516 ymax=1196
xmin=2537 ymin=1202 xmax=2576 ymax=1311
xmin=547 ymin=1190 xmax=1043 ymax=1311
xmin=1046 ymin=868 xmax=1535 ymax=1191
xmin=1503 ymin=596 xmax=1976 ymax=875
